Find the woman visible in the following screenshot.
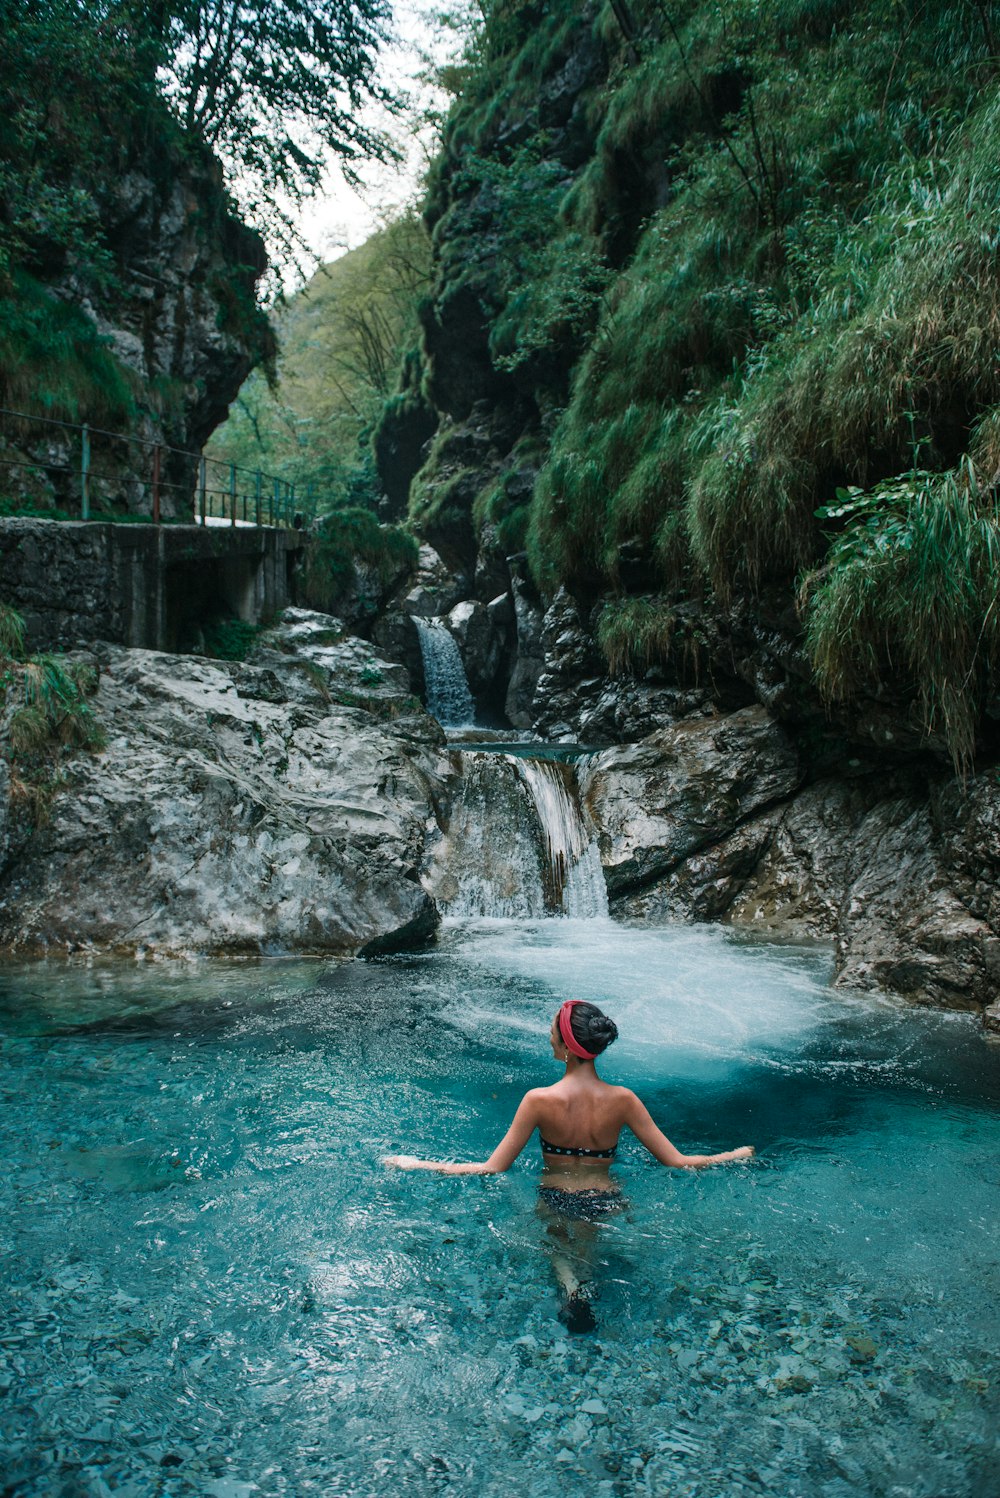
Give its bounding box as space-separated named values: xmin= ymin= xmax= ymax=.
xmin=385 ymin=999 xmax=754 ymax=1331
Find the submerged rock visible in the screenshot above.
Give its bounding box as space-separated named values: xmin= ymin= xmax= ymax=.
xmin=0 ymin=610 xmax=446 ymax=958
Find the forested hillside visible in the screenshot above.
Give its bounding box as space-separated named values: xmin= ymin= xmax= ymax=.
xmin=208 ymin=214 xmax=432 ymax=510
xmin=378 ymin=0 xmax=1000 ymax=770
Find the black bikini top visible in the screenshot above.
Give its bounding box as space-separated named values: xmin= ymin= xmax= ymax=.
xmin=540 ymin=1136 xmax=617 ymax=1160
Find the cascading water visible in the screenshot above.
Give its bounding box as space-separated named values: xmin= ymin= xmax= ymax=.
xmin=514 ymin=756 xmax=609 ymax=919
xmin=412 ymin=617 xmax=475 ymax=727
xmin=425 ymin=753 xmax=547 ymax=919
xmin=425 ymin=750 xmax=609 ymax=919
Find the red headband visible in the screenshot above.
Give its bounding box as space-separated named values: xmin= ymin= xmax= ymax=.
xmin=558 ymin=1000 xmax=597 ymax=1060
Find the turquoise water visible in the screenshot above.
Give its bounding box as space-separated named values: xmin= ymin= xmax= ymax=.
xmin=1 ymin=919 xmax=998 ymax=1497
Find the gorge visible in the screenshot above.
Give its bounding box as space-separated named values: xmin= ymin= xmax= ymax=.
xmin=1 ymin=1 xmax=1000 ymax=1493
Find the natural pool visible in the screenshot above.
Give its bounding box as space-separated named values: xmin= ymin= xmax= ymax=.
xmin=1 ymin=918 xmax=998 ymax=1497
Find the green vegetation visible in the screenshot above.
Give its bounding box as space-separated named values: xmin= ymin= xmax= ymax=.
xmin=403 ymin=0 xmax=1000 ymax=766
xmin=804 ymin=464 xmax=1000 ymax=772
xmin=0 ymin=0 xmax=395 ymax=520
xmin=303 ymin=508 xmax=417 ymax=615
xmin=208 ymin=216 xmax=431 ymax=507
xmin=596 ymin=597 xmax=677 ymax=678
xmin=0 ymin=273 xmax=138 ymax=426
xmin=202 ymin=619 xmax=262 ymax=662
xmin=156 ymin=0 xmax=393 ymax=253
xmin=1 ymin=0 xmax=393 ymax=273
xmin=0 ymin=602 xmax=105 ymax=826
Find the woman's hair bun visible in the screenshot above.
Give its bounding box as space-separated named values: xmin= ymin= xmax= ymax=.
xmin=568 ymin=1001 xmax=618 ymax=1055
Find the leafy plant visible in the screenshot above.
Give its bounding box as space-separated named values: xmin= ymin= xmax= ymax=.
xmin=596 ymin=596 xmax=677 ymax=677
xmin=802 ymin=460 xmax=1000 ymax=772
xmin=0 ymin=601 xmax=106 ymax=828
xmin=303 ymin=507 xmax=417 ymax=614
xmin=202 ymin=618 xmax=261 ymax=662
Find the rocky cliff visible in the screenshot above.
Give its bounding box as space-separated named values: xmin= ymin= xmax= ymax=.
xmin=1 ymin=122 xmax=272 ymax=519
xmin=0 ymin=612 xmax=443 ymax=958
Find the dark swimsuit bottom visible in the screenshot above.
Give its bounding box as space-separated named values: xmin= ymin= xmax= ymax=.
xmin=538 ymin=1187 xmax=624 ymax=1221
xmin=538 ymin=1137 xmax=623 ymax=1220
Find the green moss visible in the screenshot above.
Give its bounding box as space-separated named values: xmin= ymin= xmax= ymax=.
xmin=0 ymin=604 xmax=105 ymax=827
xmin=390 ymin=0 xmax=1000 ymax=755
xmin=202 ymin=619 xmax=262 ymax=661
xmin=0 ymin=272 xmax=137 ymax=423
xmin=303 ymin=508 xmax=418 ymax=614
xmin=596 ymin=596 xmax=676 ymax=676
xmin=803 ymin=461 xmax=1000 ymax=773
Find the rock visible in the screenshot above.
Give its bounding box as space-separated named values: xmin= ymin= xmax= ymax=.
xmin=581 ymin=706 xmax=802 ymax=896
xmin=249 ymin=608 xmax=416 ymax=713
xmin=0 ymin=611 xmax=445 ymax=958
xmin=612 ymin=750 xmax=1000 ymax=1012
xmin=618 ymin=809 xmax=784 ymax=923
xmin=394 ymin=544 xmax=468 ymax=619
xmin=1 ymin=145 xmax=270 ymax=520
xmin=505 ymin=570 xmax=546 ymax=729
xmin=530 ymin=589 xmax=606 ymax=740
xmin=727 ymin=776 xmax=997 ymax=1009
xmin=444 ymin=598 xmax=505 ymax=701
xmin=370 ymin=610 xmax=425 ymax=699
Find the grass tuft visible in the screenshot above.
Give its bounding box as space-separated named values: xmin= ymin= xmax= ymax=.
xmin=596 ymin=596 xmax=677 ymax=677
xmin=802 ymin=461 xmax=1000 ymax=773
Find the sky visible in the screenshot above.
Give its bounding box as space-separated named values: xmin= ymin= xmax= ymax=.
xmin=291 ymin=0 xmax=462 ymax=276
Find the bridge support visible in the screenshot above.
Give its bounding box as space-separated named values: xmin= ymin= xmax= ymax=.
xmin=0 ymin=519 xmax=306 ymax=653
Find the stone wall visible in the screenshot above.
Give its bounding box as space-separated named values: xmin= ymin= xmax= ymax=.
xmin=0 ymin=518 xmax=304 ymax=652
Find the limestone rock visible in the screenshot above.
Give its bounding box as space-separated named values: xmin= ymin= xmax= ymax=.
xmin=581 ymin=706 xmax=802 ymax=895
xmin=505 ymin=570 xmax=545 ymax=729
xmin=444 ymin=598 xmax=505 ymax=700
xmin=2 ymin=148 xmax=270 ymax=520
xmin=395 ymin=544 xmax=468 ymax=619
xmin=530 ymin=588 xmax=605 ymax=740
xmin=0 ymin=612 xmax=445 ymax=958
xmin=614 ymin=756 xmax=1000 ymax=1013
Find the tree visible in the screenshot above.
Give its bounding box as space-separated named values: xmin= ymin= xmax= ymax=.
xmin=156 ymin=0 xmax=398 ymax=246
xmin=0 ymin=0 xmax=398 ymax=274
xmin=206 ymin=210 xmax=431 ymax=504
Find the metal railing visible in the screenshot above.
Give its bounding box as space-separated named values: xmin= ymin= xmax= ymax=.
xmin=0 ymin=406 xmax=320 ymax=528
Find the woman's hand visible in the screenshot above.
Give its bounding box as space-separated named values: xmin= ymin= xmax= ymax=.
xmin=726 ymin=1145 xmax=755 ymax=1161
xmin=382 ymin=1155 xmax=424 ymax=1170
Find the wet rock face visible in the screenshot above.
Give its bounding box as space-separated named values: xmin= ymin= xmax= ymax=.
xmin=721 ymin=780 xmax=1000 ymax=1009
xmin=596 ymin=707 xmax=1000 ymax=1012
xmin=505 ymin=571 xmax=545 ymax=729
xmin=529 ymin=589 xmax=605 ymax=740
xmin=581 ymin=707 xmax=803 ymax=895
xmin=0 ymin=610 xmax=445 ymax=958
xmin=393 ymin=544 xmax=468 ymax=621
xmin=444 ymin=597 xmax=508 ymax=707
xmin=98 ymin=162 xmax=270 ymax=463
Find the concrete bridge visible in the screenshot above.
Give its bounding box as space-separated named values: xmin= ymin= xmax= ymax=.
xmin=0 ymin=518 xmax=305 ymax=653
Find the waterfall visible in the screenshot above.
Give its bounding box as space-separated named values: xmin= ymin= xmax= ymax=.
xmin=425 ymin=751 xmax=609 ymax=920
xmin=412 ymin=617 xmax=475 ymax=728
xmin=425 ymin=754 xmax=548 ymax=919
xmin=513 ymin=757 xmax=609 ymax=920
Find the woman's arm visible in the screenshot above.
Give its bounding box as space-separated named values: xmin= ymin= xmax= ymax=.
xmin=624 ymin=1093 xmax=754 ymax=1168
xmin=383 ymin=1092 xmax=542 ymax=1176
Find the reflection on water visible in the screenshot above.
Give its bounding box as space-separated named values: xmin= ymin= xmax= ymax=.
xmin=1 ymin=921 xmax=998 ymax=1496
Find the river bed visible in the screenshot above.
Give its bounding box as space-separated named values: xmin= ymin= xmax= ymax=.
xmin=1 ymin=918 xmax=998 ymax=1496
